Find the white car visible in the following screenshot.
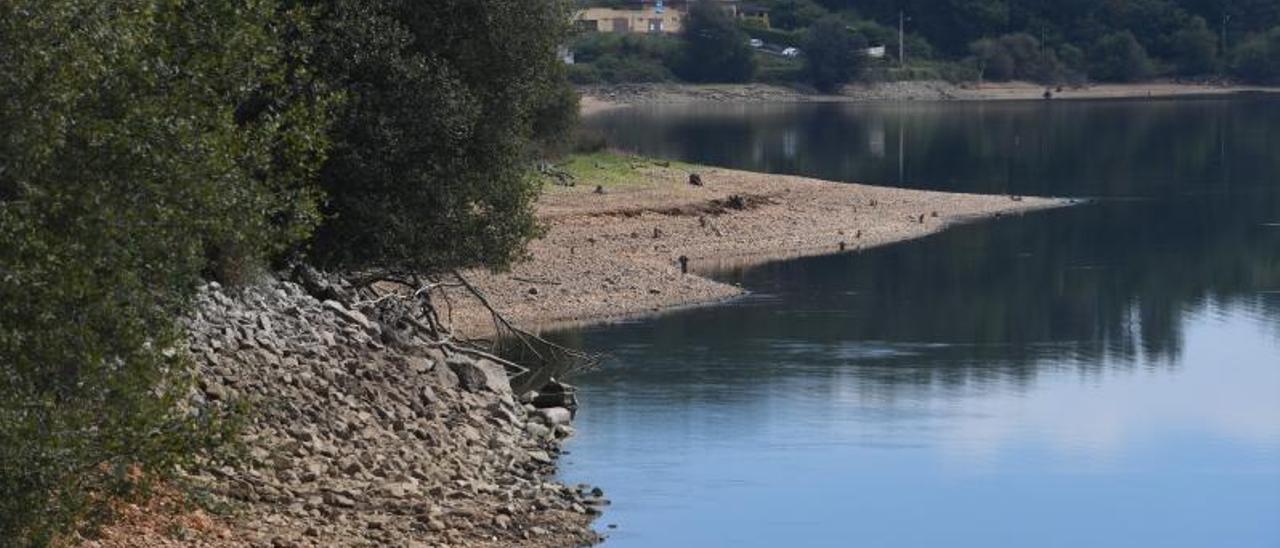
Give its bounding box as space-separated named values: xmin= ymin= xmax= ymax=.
xmin=781 ymin=47 xmax=801 ymax=58
xmin=749 ymin=38 xmax=763 ymax=48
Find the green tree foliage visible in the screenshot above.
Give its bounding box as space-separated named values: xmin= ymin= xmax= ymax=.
xmin=307 ymin=0 xmax=576 ymax=273
xmin=1230 ymin=27 xmax=1280 ymax=83
xmin=803 ymin=16 xmax=869 ymax=92
xmin=968 ymin=33 xmax=1065 ymax=83
xmin=0 ymin=0 xmax=330 ymax=543
xmin=675 ymin=0 xmax=757 ymax=82
xmin=761 ymin=0 xmax=829 ymax=30
xmin=1170 ymin=16 xmax=1220 ymax=75
xmin=568 ymin=33 xmax=681 ymax=84
xmin=1089 ymin=31 xmax=1155 ymax=82
xmin=812 ymin=0 xmax=1280 ymax=78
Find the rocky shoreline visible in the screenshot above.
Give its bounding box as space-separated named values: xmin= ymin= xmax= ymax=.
xmin=579 ymin=81 xmax=1280 ymax=112
xmin=83 ymin=157 xmax=1066 ymax=546
xmin=86 ymin=278 xmax=604 ymax=547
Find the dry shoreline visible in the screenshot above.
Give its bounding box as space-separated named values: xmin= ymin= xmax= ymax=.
xmin=579 ymin=80 xmax=1280 ymax=112
xmin=450 ymin=159 xmax=1069 ymax=338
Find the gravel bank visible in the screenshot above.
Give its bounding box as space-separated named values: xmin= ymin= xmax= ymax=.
xmin=83 ymin=279 xmax=602 ymax=548
xmin=449 ymin=159 xmax=1069 ymax=338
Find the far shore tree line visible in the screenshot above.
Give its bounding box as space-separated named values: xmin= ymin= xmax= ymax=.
xmin=0 ymin=0 xmax=576 ymax=544
xmin=568 ymin=0 xmax=1280 ymax=91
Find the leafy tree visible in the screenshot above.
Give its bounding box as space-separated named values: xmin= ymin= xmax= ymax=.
xmin=308 ymin=0 xmax=577 ymax=273
xmin=1089 ymin=31 xmax=1155 ymax=81
xmin=675 ymin=0 xmax=757 ymax=82
xmin=1230 ymin=26 xmax=1280 ymax=83
xmin=0 ymin=0 xmax=329 ymax=543
xmin=569 ymin=33 xmax=681 ymax=84
xmin=803 ymin=16 xmax=869 ymax=91
xmin=810 ymin=0 xmax=1276 ymax=79
xmin=970 ymin=37 xmax=1016 ymax=81
xmin=763 ymin=0 xmax=830 ymax=30
xmin=968 ymin=34 xmax=1064 ymax=83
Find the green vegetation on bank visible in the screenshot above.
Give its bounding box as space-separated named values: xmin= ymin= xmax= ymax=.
xmin=543 ymin=151 xmax=699 ymax=191
xmin=0 ymin=0 xmax=575 ymax=544
xmin=571 ymin=0 xmax=1280 ymax=87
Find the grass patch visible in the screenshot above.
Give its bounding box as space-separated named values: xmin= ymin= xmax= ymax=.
xmin=542 ymin=151 xmax=699 ymax=191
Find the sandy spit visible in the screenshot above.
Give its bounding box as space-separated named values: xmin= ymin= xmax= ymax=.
xmin=449 ymin=162 xmax=1069 ymax=338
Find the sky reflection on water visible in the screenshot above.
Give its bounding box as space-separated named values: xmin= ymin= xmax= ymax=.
xmin=559 ymin=98 xmax=1280 ymax=547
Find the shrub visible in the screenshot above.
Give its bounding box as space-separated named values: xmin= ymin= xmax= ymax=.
xmin=674 ymin=0 xmax=756 ymax=82
xmin=572 ymin=32 xmax=682 ymax=65
xmin=936 ymin=62 xmax=982 ymax=83
xmin=756 ymin=53 xmax=807 ymax=83
xmin=968 ymin=33 xmax=1065 ymax=84
xmin=568 ymin=63 xmax=605 ymax=84
xmin=0 ymin=0 xmax=328 ymax=543
xmin=1230 ymin=27 xmax=1280 ymax=84
xmin=1170 ymin=16 xmax=1220 ymax=75
xmin=594 ymin=55 xmax=677 ymax=83
xmin=1089 ymin=31 xmax=1154 ymax=82
xmin=741 ymin=25 xmax=805 ymax=47
xmin=803 ymin=16 xmax=870 ymax=91
xmin=308 ymin=0 xmax=576 ymax=273
xmin=970 ymin=37 xmax=1015 ymax=81
xmin=763 ymin=0 xmax=828 ymax=30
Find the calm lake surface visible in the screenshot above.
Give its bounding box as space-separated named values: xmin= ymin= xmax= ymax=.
xmin=559 ymin=97 xmax=1280 ymax=547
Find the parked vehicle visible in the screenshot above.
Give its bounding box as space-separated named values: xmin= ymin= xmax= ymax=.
xmin=781 ymin=47 xmax=801 ymax=58
xmin=749 ymin=38 xmax=763 ymax=48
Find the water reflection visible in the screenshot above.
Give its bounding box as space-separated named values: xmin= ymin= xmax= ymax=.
xmin=558 ymin=196 xmax=1280 ymax=386
xmin=561 ymin=98 xmax=1280 ymax=547
xmin=586 ymin=97 xmax=1280 ymax=198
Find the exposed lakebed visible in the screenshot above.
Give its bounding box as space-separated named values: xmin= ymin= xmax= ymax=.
xmin=556 ymin=97 xmax=1280 ymax=547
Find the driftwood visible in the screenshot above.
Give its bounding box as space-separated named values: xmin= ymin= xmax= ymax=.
xmin=302 ymin=266 xmax=602 ymax=383
xmin=538 ymin=162 xmax=576 ymax=187
xmin=448 ymin=271 xmax=602 ymax=380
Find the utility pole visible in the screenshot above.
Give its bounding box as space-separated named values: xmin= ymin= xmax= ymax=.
xmin=898 ymin=10 xmax=905 ymax=68
xmin=1221 ymin=11 xmax=1231 ymax=73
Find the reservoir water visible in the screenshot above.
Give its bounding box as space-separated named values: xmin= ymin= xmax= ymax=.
xmin=560 ymin=97 xmax=1280 ymax=547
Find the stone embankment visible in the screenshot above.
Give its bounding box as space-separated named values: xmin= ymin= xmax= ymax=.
xmin=103 ymin=278 xmax=604 ymax=546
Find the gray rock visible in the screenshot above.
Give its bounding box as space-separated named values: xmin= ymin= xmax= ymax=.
xmin=553 ymin=424 xmax=576 ymax=439
xmin=405 ymin=356 xmax=434 ymax=374
xmin=525 ymin=422 xmax=552 ymax=440
xmin=322 ymin=300 xmax=373 ymax=331
xmin=448 ymin=357 xmax=511 ymax=394
xmin=203 ymin=382 xmax=231 ymax=402
xmin=287 ymin=426 xmax=314 ymax=442
xmin=323 ymin=491 xmax=356 ymax=508
xmin=433 ymin=363 xmax=460 ymax=389
xmin=535 ymin=407 xmax=572 ymax=427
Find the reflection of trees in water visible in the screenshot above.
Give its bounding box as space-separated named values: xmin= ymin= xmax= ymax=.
xmin=554 ymin=193 xmax=1280 ymax=394
xmin=590 ymin=98 xmax=1280 ymax=198
xmin=571 ymin=99 xmax=1280 ymax=393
